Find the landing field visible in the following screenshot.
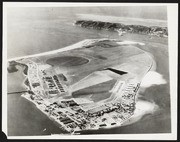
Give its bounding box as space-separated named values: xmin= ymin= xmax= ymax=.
xmin=7 ymin=38 xmax=157 ymax=134
xmin=32 ymin=39 xmax=153 ymax=87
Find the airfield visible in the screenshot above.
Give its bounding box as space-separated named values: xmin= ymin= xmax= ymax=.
xmin=7 ymin=38 xmax=156 ymax=133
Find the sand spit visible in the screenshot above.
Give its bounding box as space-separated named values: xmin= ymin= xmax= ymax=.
xmin=8 ymin=39 xmax=101 ymax=62
xmin=8 ymin=39 xmax=145 ymax=62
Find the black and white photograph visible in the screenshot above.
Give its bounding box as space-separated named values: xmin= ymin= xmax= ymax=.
xmin=2 ymin=2 xmax=178 ymax=140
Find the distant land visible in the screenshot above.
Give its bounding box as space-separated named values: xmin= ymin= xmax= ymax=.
xmin=75 ymin=20 xmax=168 ymax=38
xmin=76 ymin=14 xmax=167 ymax=27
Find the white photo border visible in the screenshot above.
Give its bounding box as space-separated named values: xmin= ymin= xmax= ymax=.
xmin=2 ymin=2 xmax=178 ymax=140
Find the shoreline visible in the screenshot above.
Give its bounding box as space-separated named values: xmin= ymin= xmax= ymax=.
xmin=21 ymin=94 xmax=70 ymax=133
xmin=7 ymin=39 xmax=103 ymax=62
xmin=7 ymin=39 xmax=146 ymax=62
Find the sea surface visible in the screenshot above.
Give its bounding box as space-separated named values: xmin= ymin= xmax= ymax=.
xmin=7 ymin=7 xmax=170 ymax=136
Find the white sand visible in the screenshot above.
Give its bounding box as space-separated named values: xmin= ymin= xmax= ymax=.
xmin=8 ymin=39 xmax=146 ymax=62
xmin=122 ymin=100 xmax=158 ymax=126
xmin=140 ymin=71 xmax=167 ymax=88
xmin=117 ymin=41 xmax=145 ymax=46
xmin=122 ymin=71 xmax=166 ymax=126
xmin=8 ymin=39 xmax=100 ymax=62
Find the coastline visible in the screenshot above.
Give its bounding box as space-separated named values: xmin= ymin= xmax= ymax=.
xmin=21 ymin=94 xmax=69 ymax=133
xmin=8 ymin=39 xmax=146 ymax=62
xmin=7 ymin=39 xmax=103 ymax=62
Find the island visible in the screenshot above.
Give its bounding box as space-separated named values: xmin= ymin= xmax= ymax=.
xmin=75 ymin=20 xmax=168 ymax=37
xmin=8 ymin=38 xmax=156 ymax=134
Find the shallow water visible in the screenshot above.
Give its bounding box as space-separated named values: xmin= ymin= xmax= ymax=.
xmin=8 ymin=93 xmax=66 ymax=136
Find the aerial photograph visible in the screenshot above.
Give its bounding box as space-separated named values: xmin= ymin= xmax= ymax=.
xmin=5 ymin=4 xmax=171 ymax=136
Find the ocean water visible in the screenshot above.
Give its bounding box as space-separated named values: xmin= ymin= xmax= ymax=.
xmin=7 ymin=7 xmax=170 ymax=136
xmin=7 ymin=7 xmax=167 ymax=59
